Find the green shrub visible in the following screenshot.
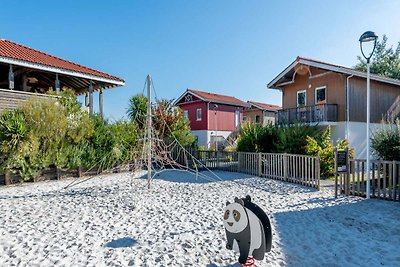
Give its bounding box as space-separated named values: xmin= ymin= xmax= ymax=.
xmin=371 ymin=120 xmax=400 ymax=161
xmin=237 ymin=122 xmax=319 ymax=154
xmin=275 ymin=123 xmax=321 ymax=154
xmin=237 ymin=122 xmax=269 ymax=152
xmin=0 ymin=92 xmax=140 ymax=181
xmin=306 ymin=126 xmax=353 ymax=177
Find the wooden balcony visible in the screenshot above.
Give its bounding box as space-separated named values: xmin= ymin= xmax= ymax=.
xmin=0 ymin=89 xmax=58 ymax=113
xmin=278 ymin=104 xmax=337 ymax=124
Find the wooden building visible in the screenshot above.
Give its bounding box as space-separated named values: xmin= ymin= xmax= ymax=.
xmin=268 ymin=56 xmax=400 ymax=159
xmin=174 ymin=89 xmax=248 ymax=149
xmin=0 ymin=38 xmax=124 ymax=116
xmin=243 ymin=101 xmax=280 ymax=125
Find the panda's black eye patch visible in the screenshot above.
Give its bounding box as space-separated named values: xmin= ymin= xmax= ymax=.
xmin=224 ymin=210 xmax=230 ymax=220
xmin=233 ymin=210 xmax=241 ymax=222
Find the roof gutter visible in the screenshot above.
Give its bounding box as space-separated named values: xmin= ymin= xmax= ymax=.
xmin=346 ymin=74 xmax=354 ymax=140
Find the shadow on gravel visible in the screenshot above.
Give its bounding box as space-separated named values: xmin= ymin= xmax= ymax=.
xmin=105 ymin=237 xmax=138 ymax=248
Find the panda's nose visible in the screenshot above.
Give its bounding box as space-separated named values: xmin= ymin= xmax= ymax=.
xmin=228 ymin=222 xmax=233 ymax=226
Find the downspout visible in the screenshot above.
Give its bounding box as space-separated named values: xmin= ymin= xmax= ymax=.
xmin=346 ymin=75 xmax=354 ymax=141
xmin=207 ymin=101 xmax=210 ymax=148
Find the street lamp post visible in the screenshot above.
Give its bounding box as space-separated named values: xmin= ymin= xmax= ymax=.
xmin=214 ymin=104 xmax=218 ymax=150
xmin=359 ymin=31 xmax=378 ymax=199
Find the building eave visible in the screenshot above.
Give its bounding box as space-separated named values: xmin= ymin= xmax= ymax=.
xmin=267 ymin=57 xmax=400 ymax=90
xmin=0 ymin=56 xmax=125 ymax=87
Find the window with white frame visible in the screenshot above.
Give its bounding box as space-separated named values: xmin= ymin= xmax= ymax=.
xmin=196 ymin=108 xmax=202 ymax=121
xmin=315 ymin=86 xmax=326 ymax=104
xmin=297 ymin=90 xmax=306 ymax=107
xmin=183 ymin=110 xmax=189 ymax=119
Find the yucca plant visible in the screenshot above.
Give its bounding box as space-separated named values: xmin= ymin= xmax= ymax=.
xmin=0 ymin=110 xmax=28 ymax=152
xmin=371 ymin=119 xmax=400 ymax=161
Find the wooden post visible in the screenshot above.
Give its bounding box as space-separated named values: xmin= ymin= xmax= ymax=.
xmin=392 ymin=161 xmax=397 ymax=200
xmin=346 ymin=148 xmax=350 ymax=196
xmin=316 ymin=155 xmax=321 ymax=190
xmin=55 ymin=73 xmax=60 ymax=94
xmin=238 ymin=152 xmax=241 ymax=172
xmin=56 ymin=168 xmax=61 ymax=180
xmin=99 ymin=88 xmax=103 ymax=118
xmin=78 ymin=166 xmax=82 ymax=178
xmin=334 ymin=149 xmax=338 ymax=198
xmin=89 ymin=83 xmax=94 ymax=115
xmin=5 ymin=172 xmax=11 ymax=185
xmin=8 ymin=65 xmax=14 ymax=90
xmin=283 ymin=153 xmax=288 ymax=181
xmin=258 ymin=153 xmax=262 ymax=177
xmin=85 ymin=92 xmax=89 ymax=109
xmin=146 ymin=75 xmax=152 ymax=189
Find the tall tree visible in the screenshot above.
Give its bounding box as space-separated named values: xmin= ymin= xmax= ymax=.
xmin=153 ymin=99 xmax=195 ymax=146
xmin=354 ymin=35 xmax=400 ymax=80
xmin=127 ymin=95 xmax=195 ymax=146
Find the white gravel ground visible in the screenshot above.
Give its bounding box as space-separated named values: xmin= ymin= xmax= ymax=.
xmin=0 ymin=170 xmax=399 ymax=267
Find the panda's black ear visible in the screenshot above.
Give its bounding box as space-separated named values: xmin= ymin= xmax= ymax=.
xmin=234 ymin=197 xmax=244 ymax=206
xmin=226 ymin=201 xmax=230 ymax=206
xmin=245 ymin=195 xmax=251 ymax=202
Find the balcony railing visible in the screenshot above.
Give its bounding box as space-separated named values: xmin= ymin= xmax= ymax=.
xmin=0 ymin=88 xmax=58 ymax=113
xmin=278 ymin=104 xmax=337 ymax=124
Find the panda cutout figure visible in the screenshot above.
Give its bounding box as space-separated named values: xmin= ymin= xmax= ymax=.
xmin=224 ymin=196 xmax=272 ymax=265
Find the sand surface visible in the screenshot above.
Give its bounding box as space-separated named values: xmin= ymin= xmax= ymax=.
xmin=0 ymin=170 xmax=399 ymax=267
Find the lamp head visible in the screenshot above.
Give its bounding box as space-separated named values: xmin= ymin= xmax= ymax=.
xmin=359 ymin=31 xmax=378 ymax=63
xmin=359 ymin=31 xmax=378 ymax=43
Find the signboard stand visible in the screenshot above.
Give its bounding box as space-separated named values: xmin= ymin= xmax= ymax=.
xmin=335 ymin=148 xmax=349 ymax=198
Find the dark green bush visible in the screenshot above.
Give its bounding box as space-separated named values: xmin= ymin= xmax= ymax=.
xmin=237 ymin=123 xmax=278 ymax=152
xmin=237 ymin=122 xmax=320 ymax=154
xmin=371 ymin=120 xmax=400 ymax=161
xmin=275 ymin=123 xmax=321 ymax=154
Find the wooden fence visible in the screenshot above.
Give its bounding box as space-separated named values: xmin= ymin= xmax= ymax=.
xmin=2 ymin=148 xmax=320 ymax=191
xmin=261 ymin=153 xmax=320 ymax=189
xmin=337 ymin=159 xmax=400 ymax=201
xmin=173 ymin=149 xmax=320 ymax=190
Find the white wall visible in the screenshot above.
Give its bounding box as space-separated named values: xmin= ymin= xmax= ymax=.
xmin=191 ymin=130 xmax=209 ymax=148
xmin=330 ymin=122 xmax=391 ymax=160
xmin=191 ymin=130 xmax=232 ymax=148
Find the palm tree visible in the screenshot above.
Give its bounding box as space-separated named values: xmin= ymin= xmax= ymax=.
xmin=127 ymin=94 xmax=147 ymax=127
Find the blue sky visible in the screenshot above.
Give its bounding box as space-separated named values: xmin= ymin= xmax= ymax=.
xmin=2 ymin=0 xmax=400 ymax=120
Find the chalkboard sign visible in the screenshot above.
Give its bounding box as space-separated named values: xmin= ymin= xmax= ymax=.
xmin=336 ymin=150 xmax=348 ymax=173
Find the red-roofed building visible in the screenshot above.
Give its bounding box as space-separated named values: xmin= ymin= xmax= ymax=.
xmin=244 ymin=101 xmax=281 ymax=125
xmin=174 ymin=89 xmax=249 ymax=149
xmin=0 ymin=38 xmax=124 ymax=116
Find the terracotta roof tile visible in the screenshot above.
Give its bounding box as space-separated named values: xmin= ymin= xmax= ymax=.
xmin=188 ymin=89 xmax=248 ymax=107
xmin=247 ymin=101 xmax=281 ymax=111
xmin=0 ymin=38 xmax=124 ymax=82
